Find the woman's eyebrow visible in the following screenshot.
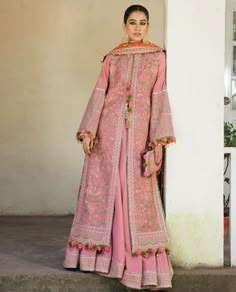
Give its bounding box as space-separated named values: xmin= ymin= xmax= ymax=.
xmin=128 ymin=19 xmax=147 ymax=22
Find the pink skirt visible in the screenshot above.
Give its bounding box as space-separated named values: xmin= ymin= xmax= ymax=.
xmin=64 ymin=123 xmax=174 ymax=290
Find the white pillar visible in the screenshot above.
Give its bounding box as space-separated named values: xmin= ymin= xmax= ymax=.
xmin=165 ymin=0 xmax=225 ymax=267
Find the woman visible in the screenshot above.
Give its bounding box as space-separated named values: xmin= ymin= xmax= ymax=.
xmin=64 ymin=4 xmax=176 ymax=291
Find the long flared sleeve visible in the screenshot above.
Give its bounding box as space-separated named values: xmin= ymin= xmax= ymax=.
xmin=149 ymin=51 xmax=176 ymax=147
xmin=76 ymin=55 xmax=111 ymax=142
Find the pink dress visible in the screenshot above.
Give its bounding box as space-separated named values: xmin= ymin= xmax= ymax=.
xmin=63 ymin=42 xmax=175 ymax=290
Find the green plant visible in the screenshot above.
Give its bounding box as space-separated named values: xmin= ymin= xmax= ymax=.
xmin=224 ymin=122 xmax=236 ymax=147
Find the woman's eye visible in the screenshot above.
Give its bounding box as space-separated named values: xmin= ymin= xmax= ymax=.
xmin=129 ymin=21 xmax=136 ymax=25
xmin=140 ymin=22 xmax=146 ymax=25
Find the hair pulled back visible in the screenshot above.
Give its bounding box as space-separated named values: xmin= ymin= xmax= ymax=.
xmin=123 ymin=5 xmax=149 ymax=24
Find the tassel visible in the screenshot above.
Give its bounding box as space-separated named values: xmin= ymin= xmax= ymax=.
xmin=124 ymin=111 xmax=132 ymax=128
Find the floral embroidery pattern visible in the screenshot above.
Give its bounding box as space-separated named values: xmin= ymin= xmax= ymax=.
xmin=132 ymin=247 xmax=172 ymax=257
xmin=69 ymin=240 xmax=110 ymax=253
xmin=76 ymin=129 xmax=98 ymax=144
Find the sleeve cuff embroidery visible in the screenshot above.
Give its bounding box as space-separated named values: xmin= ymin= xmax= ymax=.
xmin=76 ymin=130 xmax=98 ymax=144
xmin=148 ymin=136 xmax=176 ymax=148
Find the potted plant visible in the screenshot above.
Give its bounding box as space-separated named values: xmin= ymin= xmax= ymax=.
xmin=224 ymin=157 xmax=230 ymax=239
xmin=224 ymin=121 xmax=236 ymax=238
xmin=224 ymin=121 xmax=236 ymax=147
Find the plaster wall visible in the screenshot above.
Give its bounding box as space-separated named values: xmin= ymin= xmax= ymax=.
xmin=165 ymin=0 xmax=225 ymax=267
xmin=0 ymin=0 xmax=165 ymax=214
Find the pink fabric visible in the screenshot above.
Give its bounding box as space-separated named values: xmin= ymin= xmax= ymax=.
xmin=64 ymin=120 xmax=174 ymax=289
xmin=63 ymin=43 xmax=175 ymax=290
xmin=69 ymin=46 xmax=175 ymax=252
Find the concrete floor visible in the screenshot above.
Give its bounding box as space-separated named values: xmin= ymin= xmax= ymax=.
xmin=225 ymin=230 xmax=230 ymax=267
xmin=0 ymin=216 xmax=236 ymax=292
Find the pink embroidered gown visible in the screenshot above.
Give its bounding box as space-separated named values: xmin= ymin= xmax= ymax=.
xmin=63 ymin=42 xmax=175 ymax=290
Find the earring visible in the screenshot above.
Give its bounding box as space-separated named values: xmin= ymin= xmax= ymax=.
xmin=143 ymin=33 xmax=151 ymax=44
xmin=122 ymin=32 xmax=129 ymax=46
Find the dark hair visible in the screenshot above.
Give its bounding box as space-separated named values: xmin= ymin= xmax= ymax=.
xmin=124 ymin=5 xmax=149 ymax=24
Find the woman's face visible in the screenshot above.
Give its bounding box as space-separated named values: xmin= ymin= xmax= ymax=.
xmin=123 ymin=11 xmax=149 ymax=42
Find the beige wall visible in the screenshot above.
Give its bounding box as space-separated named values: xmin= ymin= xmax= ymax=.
xmin=0 ymin=0 xmax=165 ymax=214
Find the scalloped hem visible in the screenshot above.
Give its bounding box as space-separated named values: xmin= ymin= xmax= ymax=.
xmin=63 ymin=247 xmax=173 ymax=290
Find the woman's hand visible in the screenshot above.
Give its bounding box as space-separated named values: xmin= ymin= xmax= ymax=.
xmin=154 ymin=144 xmax=163 ymax=168
xmin=82 ymin=136 xmax=94 ymax=155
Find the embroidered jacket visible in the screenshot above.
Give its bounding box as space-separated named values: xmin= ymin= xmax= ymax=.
xmin=70 ymin=42 xmax=175 ymax=254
